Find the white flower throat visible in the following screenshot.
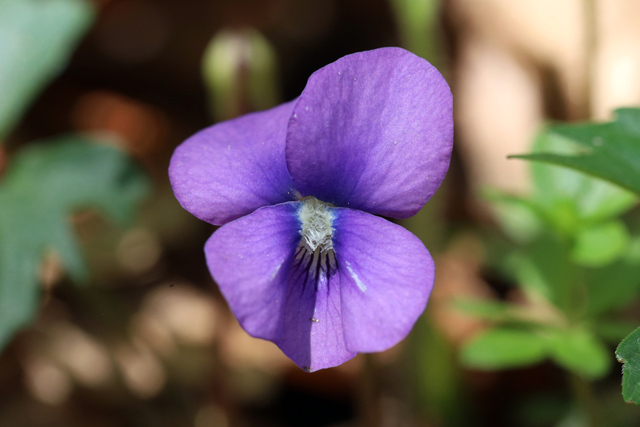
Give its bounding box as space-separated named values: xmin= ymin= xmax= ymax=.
xmin=294 ymin=197 xmax=337 ymax=278
xmin=299 ymin=197 xmax=334 ymax=253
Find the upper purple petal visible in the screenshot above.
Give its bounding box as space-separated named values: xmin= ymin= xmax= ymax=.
xmin=285 ymin=47 xmax=453 ymax=218
xmin=205 ymin=202 xmax=356 ymax=371
xmin=332 ymin=208 xmax=434 ymax=352
xmin=169 ymin=101 xmax=297 ymax=226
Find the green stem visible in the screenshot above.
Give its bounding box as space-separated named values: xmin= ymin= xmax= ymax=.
xmin=358 ymin=353 xmax=382 ymax=427
xmin=569 ymin=373 xmax=603 ymax=427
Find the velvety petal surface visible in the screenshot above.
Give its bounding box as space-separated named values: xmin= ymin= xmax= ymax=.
xmin=332 ymin=208 xmax=434 ymax=352
xmin=205 ymin=202 xmax=355 ymax=371
xmin=205 ymin=202 xmax=299 ymax=341
xmin=286 ymin=47 xmax=453 ymax=218
xmin=169 ymin=101 xmax=297 ymax=226
xmin=278 ymin=249 xmax=356 ymax=371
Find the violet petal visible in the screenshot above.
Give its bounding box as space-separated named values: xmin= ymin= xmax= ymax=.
xmin=332 ymin=207 xmax=434 ymax=352
xmin=169 ymin=101 xmax=297 ymax=226
xmin=277 ymin=247 xmax=356 ymax=371
xmin=205 ymin=202 xmax=356 ymax=371
xmin=205 ymin=202 xmax=299 ymax=341
xmin=286 ymin=47 xmax=453 ymax=218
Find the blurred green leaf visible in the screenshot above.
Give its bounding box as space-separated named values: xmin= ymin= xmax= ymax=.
xmin=484 ymin=189 xmax=543 ymax=244
xmin=590 ymin=320 xmax=637 ymax=344
xmin=0 ymin=136 xmax=149 ymax=349
xmin=507 ymin=234 xmax=576 ymax=312
xmin=528 ymin=131 xmax=637 ymax=234
xmin=571 ymin=220 xmax=629 ymax=267
xmin=461 ymin=328 xmax=547 ymax=370
xmin=453 ymin=298 xmax=540 ymax=325
xmin=585 ymin=245 xmax=640 ymax=316
xmin=547 ymin=328 xmax=611 ymax=379
xmin=0 ymin=0 xmax=94 ymax=139
xmin=616 ymin=327 xmax=640 ymax=404
xmin=463 ymin=326 xmax=611 ymax=378
xmin=512 ymin=108 xmax=640 ymax=199
xmin=453 ymin=298 xmax=513 ymax=321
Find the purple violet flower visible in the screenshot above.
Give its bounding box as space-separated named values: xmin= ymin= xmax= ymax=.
xmin=169 ymin=47 xmax=453 ymax=372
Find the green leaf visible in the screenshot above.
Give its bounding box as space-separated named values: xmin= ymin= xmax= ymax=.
xmin=507 ymin=234 xmax=576 ymax=312
xmin=585 ymin=242 xmax=640 ymax=315
xmin=590 ymin=320 xmax=636 ymax=344
xmin=527 ymin=130 xmax=637 ymax=234
xmin=461 ymin=328 xmax=548 ymax=370
xmin=484 ymin=189 xmax=543 ymax=243
xmin=452 ymin=298 xmax=545 ymax=326
xmin=453 ymin=298 xmax=515 ymax=321
xmin=571 ymin=220 xmax=629 ymax=267
xmin=0 ymin=136 xmax=149 ymax=349
xmin=546 ymin=328 xmax=611 ymax=379
xmin=0 ymin=0 xmax=94 ymax=139
xmin=616 ymin=326 xmax=640 ymax=404
xmin=512 ymin=108 xmax=640 ymax=199
xmin=462 ymin=326 xmax=612 ymax=378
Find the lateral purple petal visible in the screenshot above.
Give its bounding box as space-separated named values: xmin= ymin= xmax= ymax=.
xmin=286 ymin=47 xmax=453 ymax=218
xmin=169 ymin=101 xmax=297 ymax=226
xmin=332 ymin=208 xmax=434 ymax=352
xmin=205 ymin=202 xmax=299 ymax=340
xmin=205 ymin=202 xmax=356 ymax=371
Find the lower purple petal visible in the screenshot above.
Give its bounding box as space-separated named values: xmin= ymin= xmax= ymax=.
xmin=332 ymin=208 xmax=434 ymax=352
xmin=277 ymin=252 xmax=356 ymax=371
xmin=205 ymin=202 xmax=355 ymax=371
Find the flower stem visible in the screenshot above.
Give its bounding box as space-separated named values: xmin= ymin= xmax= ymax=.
xmin=568 ymin=373 xmax=603 ymax=427
xmin=358 ymin=353 xmax=382 ymax=427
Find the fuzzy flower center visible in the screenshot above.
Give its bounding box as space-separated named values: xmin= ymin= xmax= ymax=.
xmin=294 ymin=197 xmax=337 ymax=278
xmin=298 ymin=197 xmax=334 ymax=253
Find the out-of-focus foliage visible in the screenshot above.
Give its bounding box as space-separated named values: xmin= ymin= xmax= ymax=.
xmin=586 ymin=239 xmax=640 ymax=316
xmin=617 ymin=326 xmax=640 ymax=404
xmin=460 ymin=112 xmax=640 ymax=382
xmin=511 ymin=108 xmax=640 ymax=197
xmin=462 ymin=328 xmax=548 ymax=370
xmin=500 ymin=132 xmax=637 ymax=243
xmin=506 ymin=107 xmax=640 ymax=403
xmin=529 ymin=130 xmax=637 ymax=227
xmin=0 ymin=136 xmax=149 ymax=350
xmin=202 ymin=28 xmax=279 ymax=121
xmin=0 ymin=0 xmax=94 ymax=139
xmin=463 ymin=327 xmax=610 ymax=379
